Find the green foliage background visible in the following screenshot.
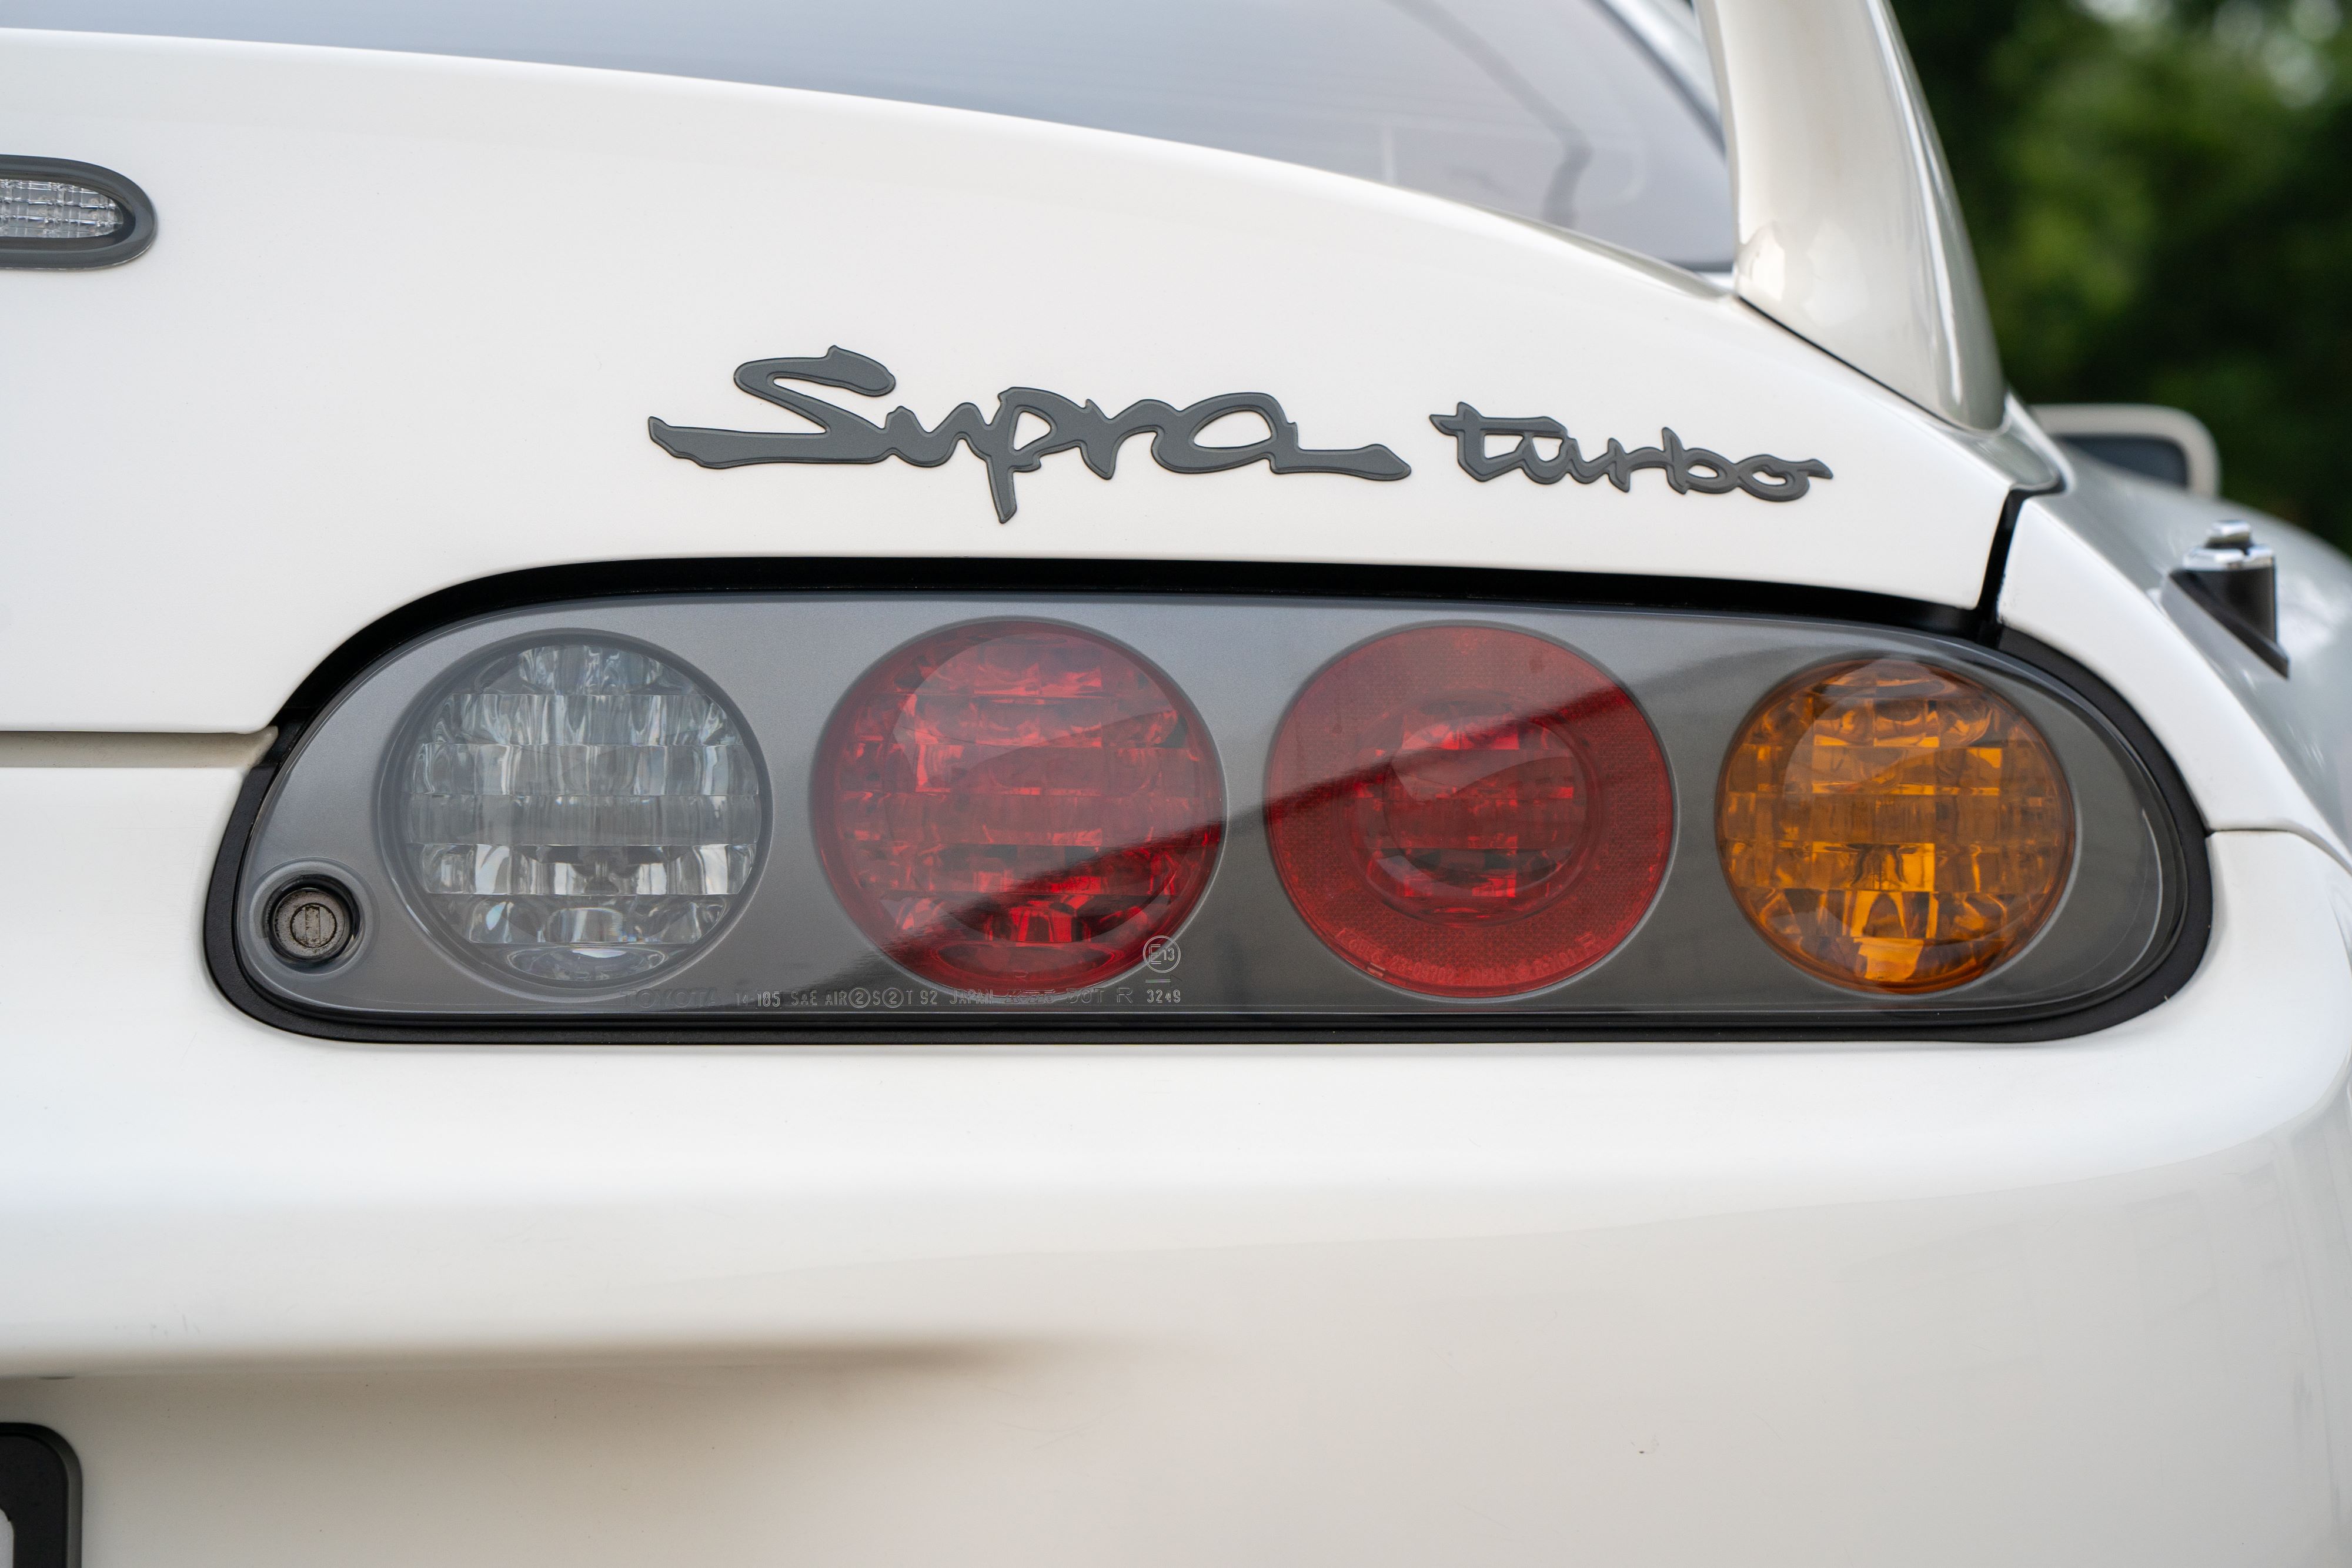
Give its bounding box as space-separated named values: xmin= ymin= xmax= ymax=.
xmin=1892 ymin=0 xmax=2352 ymax=547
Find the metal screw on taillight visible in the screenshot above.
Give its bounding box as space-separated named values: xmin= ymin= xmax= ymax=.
xmin=268 ymin=883 xmax=356 ymax=965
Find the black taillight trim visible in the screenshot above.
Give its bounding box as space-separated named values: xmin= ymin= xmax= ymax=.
xmin=0 ymin=1424 xmax=82 ymax=1568
xmin=0 ymin=156 xmax=156 ymax=269
xmin=204 ymin=557 xmax=2210 ymax=1045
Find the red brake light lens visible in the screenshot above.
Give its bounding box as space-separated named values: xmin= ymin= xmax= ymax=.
xmin=816 ymin=620 xmax=1224 ymax=995
xmin=1265 ymin=624 xmax=1672 ymax=997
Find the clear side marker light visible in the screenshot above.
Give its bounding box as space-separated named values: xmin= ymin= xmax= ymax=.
xmin=392 ymin=640 xmax=766 ymax=987
xmin=0 ymin=158 xmax=156 ymax=268
xmin=0 ymin=178 xmax=121 ymax=239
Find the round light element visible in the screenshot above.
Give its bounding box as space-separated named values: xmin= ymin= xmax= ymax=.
xmin=816 ymin=620 xmax=1223 ymax=995
xmin=1717 ymin=658 xmax=2074 ymax=992
xmin=268 ymin=882 xmax=355 ymax=966
xmin=393 ymin=640 xmax=764 ymax=986
xmin=1265 ymin=624 xmax=1672 ymax=998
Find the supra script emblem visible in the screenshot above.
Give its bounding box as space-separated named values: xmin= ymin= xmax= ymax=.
xmin=650 ymin=347 xmax=1410 ymax=523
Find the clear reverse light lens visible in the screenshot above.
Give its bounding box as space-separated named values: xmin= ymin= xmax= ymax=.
xmin=0 ymin=178 xmax=122 ymax=240
xmin=395 ymin=640 xmax=764 ymax=986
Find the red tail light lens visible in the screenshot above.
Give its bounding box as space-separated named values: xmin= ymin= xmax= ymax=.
xmin=816 ymin=620 xmax=1224 ymax=995
xmin=1265 ymin=625 xmax=1672 ymax=997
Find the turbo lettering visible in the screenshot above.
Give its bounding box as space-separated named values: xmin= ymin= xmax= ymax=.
xmin=1430 ymin=403 xmax=1833 ymax=502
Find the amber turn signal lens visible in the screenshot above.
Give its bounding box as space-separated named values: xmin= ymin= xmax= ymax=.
xmin=1717 ymin=658 xmax=2073 ymax=992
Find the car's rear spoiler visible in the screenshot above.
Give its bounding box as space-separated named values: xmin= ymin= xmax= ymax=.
xmin=1700 ymin=0 xmax=2007 ymax=431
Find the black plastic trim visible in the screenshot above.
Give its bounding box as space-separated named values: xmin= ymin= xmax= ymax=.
xmin=1972 ymin=480 xmax=2064 ymax=642
xmin=256 ymin=558 xmax=1986 ymax=744
xmin=2171 ymin=568 xmax=2291 ymax=675
xmin=0 ymin=158 xmax=156 ymax=270
xmin=1990 ymin=624 xmax=2213 ymax=1025
xmin=206 ymin=556 xmax=2212 ymax=1046
xmin=0 ymin=1424 xmax=82 ymax=1568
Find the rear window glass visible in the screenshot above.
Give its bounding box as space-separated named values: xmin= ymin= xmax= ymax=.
xmin=3 ymin=0 xmax=1733 ymax=267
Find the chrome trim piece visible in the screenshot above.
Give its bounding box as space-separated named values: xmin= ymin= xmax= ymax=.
xmin=0 ymin=730 xmax=276 ymax=768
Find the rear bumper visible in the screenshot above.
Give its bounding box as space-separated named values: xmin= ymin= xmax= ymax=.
xmin=4 ymin=767 xmax=2348 ymax=1565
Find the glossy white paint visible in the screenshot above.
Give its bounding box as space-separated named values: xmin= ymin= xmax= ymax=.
xmin=1999 ymin=465 xmax=2352 ymax=865
xmin=1699 ymin=0 xmax=2005 ymax=428
xmin=0 ymin=28 xmax=2023 ymax=733
xmin=0 ymin=768 xmax=2347 ymax=1561
xmin=2007 ymin=442 xmax=2352 ymax=846
xmin=8 ymin=17 xmax=2352 ymax=1566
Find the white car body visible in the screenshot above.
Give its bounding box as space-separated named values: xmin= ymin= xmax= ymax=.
xmin=4 ymin=9 xmax=2351 ymax=1565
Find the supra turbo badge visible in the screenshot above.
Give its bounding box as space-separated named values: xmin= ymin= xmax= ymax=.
xmin=652 ymin=347 xmax=1836 ymax=523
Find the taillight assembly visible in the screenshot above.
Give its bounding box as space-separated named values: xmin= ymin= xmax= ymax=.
xmin=215 ymin=573 xmax=2201 ymax=1041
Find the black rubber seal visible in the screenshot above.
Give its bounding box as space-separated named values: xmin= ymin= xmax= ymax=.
xmin=2171 ymin=567 xmax=2291 ymax=675
xmin=0 ymin=1425 xmax=82 ymax=1568
xmin=1972 ymin=479 xmax=2065 ymax=643
xmin=0 ymin=157 xmax=156 ymax=270
xmin=203 ymin=556 xmax=2212 ymax=1046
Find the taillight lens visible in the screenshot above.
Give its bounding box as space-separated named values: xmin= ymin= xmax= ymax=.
xmin=395 ymin=639 xmax=764 ymax=985
xmin=1264 ymin=624 xmax=1672 ymax=997
xmin=815 ymin=620 xmax=1224 ymax=995
xmin=1717 ymin=658 xmax=2074 ymax=992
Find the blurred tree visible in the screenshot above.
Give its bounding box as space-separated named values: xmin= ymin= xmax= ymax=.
xmin=1895 ymin=0 xmax=2352 ymax=549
